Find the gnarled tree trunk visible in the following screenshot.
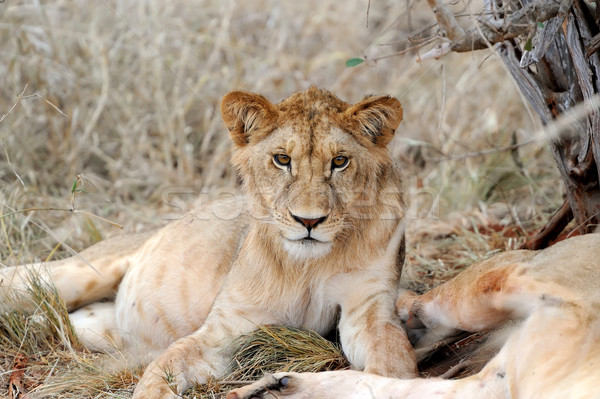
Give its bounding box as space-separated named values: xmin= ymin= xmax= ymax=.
xmin=425 ymin=0 xmax=600 ymax=248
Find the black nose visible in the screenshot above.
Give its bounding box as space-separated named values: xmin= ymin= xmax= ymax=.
xmin=292 ymin=214 xmax=327 ymax=231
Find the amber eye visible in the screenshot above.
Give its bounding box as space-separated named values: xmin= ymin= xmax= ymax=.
xmin=331 ymin=155 xmax=349 ymax=169
xmin=274 ymin=154 xmax=291 ymax=167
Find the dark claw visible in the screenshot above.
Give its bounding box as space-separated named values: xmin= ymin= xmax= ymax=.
xmin=278 ymin=376 xmax=289 ymax=388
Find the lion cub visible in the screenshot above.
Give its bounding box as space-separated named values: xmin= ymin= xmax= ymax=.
xmin=1 ymin=87 xmax=416 ymax=398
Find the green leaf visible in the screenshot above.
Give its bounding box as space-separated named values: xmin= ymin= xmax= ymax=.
xmin=524 ymin=38 xmax=533 ymax=51
xmin=71 ymin=179 xmax=78 ymax=193
xmin=537 ymin=22 xmax=544 ymax=28
xmin=345 ymin=58 xmax=365 ymax=67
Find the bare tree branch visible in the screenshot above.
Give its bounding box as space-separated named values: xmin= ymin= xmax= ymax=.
xmin=587 ymin=32 xmax=600 ymax=56
xmin=422 ymin=0 xmax=572 ymax=59
xmin=519 ymin=14 xmax=564 ymax=67
xmin=426 ymin=0 xmax=464 ymax=41
xmin=521 ymin=200 xmax=573 ymax=250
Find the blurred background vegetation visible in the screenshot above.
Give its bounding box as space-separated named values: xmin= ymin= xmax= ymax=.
xmin=0 ymin=0 xmax=560 ymax=263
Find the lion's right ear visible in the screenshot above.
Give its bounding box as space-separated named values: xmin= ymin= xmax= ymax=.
xmin=220 ymin=91 xmax=278 ymax=147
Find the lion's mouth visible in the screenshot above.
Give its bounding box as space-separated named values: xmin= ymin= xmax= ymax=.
xmin=298 ymin=234 xmax=332 ymax=245
xmin=284 ymin=235 xmax=330 ymax=246
xmin=282 ymin=233 xmax=332 ymax=251
xmin=282 ymin=236 xmax=334 ymax=260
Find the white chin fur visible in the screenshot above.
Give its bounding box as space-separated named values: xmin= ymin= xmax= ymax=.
xmin=283 ymin=239 xmax=333 ymax=261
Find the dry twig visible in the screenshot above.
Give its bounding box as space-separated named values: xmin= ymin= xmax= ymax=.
xmin=426 ymin=0 xmax=464 ymax=41
xmin=439 ymin=359 xmax=472 ymax=379
xmin=0 ymin=85 xmax=28 ymax=126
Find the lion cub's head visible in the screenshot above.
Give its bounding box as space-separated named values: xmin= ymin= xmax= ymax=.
xmin=221 ymin=87 xmax=404 ymax=261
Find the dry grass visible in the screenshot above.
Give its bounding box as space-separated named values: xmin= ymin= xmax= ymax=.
xmin=188 ymin=326 xmax=349 ymax=398
xmin=228 ymin=326 xmax=349 ymax=380
xmin=0 ymin=0 xmax=563 ymax=397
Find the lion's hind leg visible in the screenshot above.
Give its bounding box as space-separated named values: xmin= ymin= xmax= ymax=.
xmin=397 ymin=249 xmax=553 ymax=339
xmin=226 ymin=370 xmax=506 ymax=399
xmin=1 ymin=231 xmax=153 ymax=312
xmin=400 ymin=234 xmax=600 ymax=337
xmin=69 ymin=301 xmax=126 ymax=353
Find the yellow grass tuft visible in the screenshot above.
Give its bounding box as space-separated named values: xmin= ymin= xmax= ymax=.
xmin=187 ymin=326 xmax=349 ymax=398
xmin=228 ymin=325 xmax=349 ymax=380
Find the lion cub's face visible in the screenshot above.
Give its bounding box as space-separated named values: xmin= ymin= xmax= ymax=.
xmin=221 ymin=87 xmax=403 ymax=260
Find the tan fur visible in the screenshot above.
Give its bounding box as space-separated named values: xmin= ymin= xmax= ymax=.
xmin=228 ymin=233 xmax=600 ymax=399
xmin=1 ymin=87 xmax=414 ymax=398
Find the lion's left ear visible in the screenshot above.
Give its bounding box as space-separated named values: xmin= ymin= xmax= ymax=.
xmin=221 ymin=91 xmax=278 ymax=147
xmin=344 ymin=95 xmax=403 ymax=147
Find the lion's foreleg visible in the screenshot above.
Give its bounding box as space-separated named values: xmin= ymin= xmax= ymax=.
xmin=337 ymin=272 xmax=417 ymax=378
xmin=132 ymin=296 xmax=268 ymax=399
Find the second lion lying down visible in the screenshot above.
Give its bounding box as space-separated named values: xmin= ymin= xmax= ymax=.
xmin=228 ymin=232 xmax=600 ymax=399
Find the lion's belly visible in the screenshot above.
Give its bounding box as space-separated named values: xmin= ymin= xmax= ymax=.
xmin=115 ymin=211 xmax=248 ymax=356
